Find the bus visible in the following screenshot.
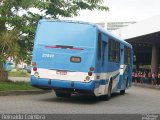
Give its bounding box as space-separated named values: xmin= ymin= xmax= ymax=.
xmin=30 ymin=19 xmax=133 ymax=100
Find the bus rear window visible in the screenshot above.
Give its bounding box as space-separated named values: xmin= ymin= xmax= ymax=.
xmin=35 ymin=22 xmax=96 ymax=48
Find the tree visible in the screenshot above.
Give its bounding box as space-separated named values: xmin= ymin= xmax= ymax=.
xmin=0 ymin=30 xmax=19 ymax=62
xmin=0 ymin=0 xmax=108 ymax=68
xmin=0 ymin=30 xmax=19 ymax=81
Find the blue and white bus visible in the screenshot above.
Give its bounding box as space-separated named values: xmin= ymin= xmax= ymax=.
xmin=31 ymin=19 xmax=133 ymax=100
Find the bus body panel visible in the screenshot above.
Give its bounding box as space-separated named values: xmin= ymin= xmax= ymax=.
xmin=31 ymin=20 xmax=97 ymax=83
xmin=31 ymin=19 xmax=133 ymax=97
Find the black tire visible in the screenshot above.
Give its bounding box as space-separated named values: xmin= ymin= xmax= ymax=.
xmin=55 ymin=92 xmax=71 ymax=98
xmin=120 ymin=89 xmax=125 ymax=95
xmin=120 ymin=78 xmax=128 ymax=95
xmin=101 ymin=80 xmax=112 ymax=101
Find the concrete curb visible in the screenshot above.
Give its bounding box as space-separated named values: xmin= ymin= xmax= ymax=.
xmin=0 ymin=90 xmax=52 ymax=96
xmin=132 ymin=83 xmax=160 ymax=90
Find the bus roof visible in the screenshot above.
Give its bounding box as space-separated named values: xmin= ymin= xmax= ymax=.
xmin=39 ymin=19 xmax=132 ymax=49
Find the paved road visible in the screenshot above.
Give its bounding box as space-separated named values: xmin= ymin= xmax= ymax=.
xmin=0 ymin=86 xmax=160 ymax=114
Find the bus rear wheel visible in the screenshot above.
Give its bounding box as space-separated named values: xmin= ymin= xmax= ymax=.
xmin=120 ymin=89 xmax=125 ymax=95
xmin=102 ymin=80 xmax=112 ymax=101
xmin=55 ymin=92 xmax=71 ymax=98
xmin=120 ymin=78 xmax=128 ymax=95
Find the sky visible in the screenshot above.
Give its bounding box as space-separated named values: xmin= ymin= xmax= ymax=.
xmin=62 ymin=0 xmax=160 ymax=23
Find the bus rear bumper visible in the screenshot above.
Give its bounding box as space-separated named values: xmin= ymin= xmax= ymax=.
xmin=30 ymin=76 xmax=96 ymax=94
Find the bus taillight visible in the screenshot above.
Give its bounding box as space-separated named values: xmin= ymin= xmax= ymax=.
xmin=90 ymin=67 xmax=94 ymax=71
xmin=33 ymin=67 xmax=37 ymax=71
xmin=85 ymin=76 xmax=90 ymax=81
xmin=32 ymin=62 xmax=37 ymax=67
xmin=88 ymin=71 xmax=92 ymax=76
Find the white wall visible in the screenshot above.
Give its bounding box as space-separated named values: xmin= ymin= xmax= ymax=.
xmin=111 ymin=15 xmax=160 ymax=39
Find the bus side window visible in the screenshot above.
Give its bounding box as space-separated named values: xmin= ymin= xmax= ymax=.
xmin=124 ymin=46 xmax=131 ymax=65
xmin=98 ymin=33 xmax=101 ymax=61
xmin=108 ymin=39 xmax=120 ymax=63
xmin=102 ymin=42 xmax=107 ymax=65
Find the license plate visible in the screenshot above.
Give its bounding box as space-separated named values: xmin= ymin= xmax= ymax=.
xmin=56 ymin=70 xmax=67 ymax=75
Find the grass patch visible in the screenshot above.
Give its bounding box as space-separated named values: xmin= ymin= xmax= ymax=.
xmin=0 ymin=81 xmax=39 ymax=91
xmin=8 ymin=71 xmax=30 ymax=77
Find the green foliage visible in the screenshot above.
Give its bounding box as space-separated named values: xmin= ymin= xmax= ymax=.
xmin=0 ymin=30 xmax=19 ymax=63
xmin=0 ymin=81 xmax=39 ymax=91
xmin=8 ymin=70 xmax=30 ymax=77
xmin=0 ymin=0 xmax=108 ymax=65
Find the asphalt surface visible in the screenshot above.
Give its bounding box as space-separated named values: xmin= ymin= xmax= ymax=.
xmin=0 ymin=86 xmax=160 ymax=114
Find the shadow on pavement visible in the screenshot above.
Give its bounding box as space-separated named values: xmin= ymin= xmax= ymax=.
xmin=37 ymin=92 xmax=124 ymax=105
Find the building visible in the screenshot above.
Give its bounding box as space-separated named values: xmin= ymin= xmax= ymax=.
xmin=96 ymin=22 xmax=106 ymax=29
xmin=107 ymin=21 xmax=136 ymax=32
xmin=111 ymin=15 xmax=160 ymax=73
